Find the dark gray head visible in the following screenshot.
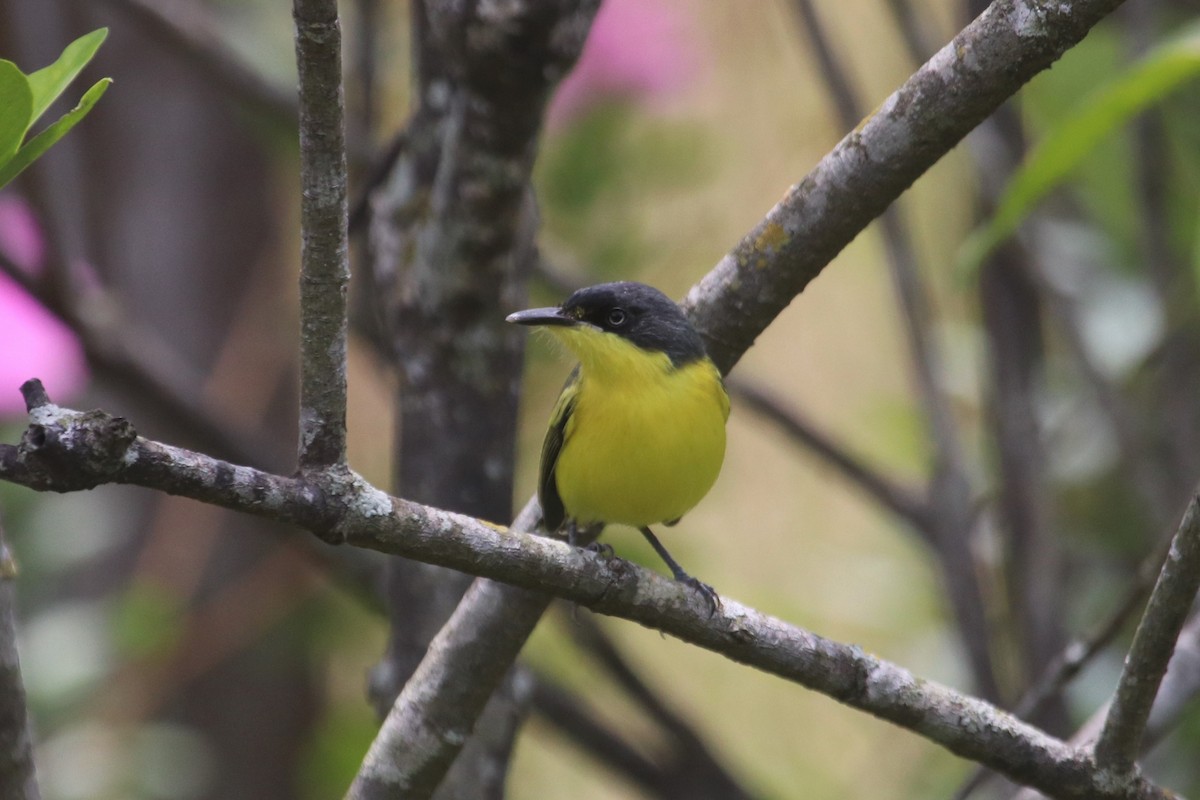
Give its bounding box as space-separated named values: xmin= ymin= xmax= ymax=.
xmin=507 ymin=281 xmax=707 ymax=366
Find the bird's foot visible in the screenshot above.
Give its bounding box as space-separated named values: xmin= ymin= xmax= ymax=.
xmin=585 ymin=541 xmax=615 ymax=559
xmin=681 ymin=576 xmax=721 ymax=616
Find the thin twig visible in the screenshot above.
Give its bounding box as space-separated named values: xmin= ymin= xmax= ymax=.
xmin=377 ymin=0 xmax=1135 ymax=794
xmin=0 ymin=251 xmax=271 ymax=466
xmin=566 ymin=612 xmax=757 ymax=799
xmin=1009 ymin=611 xmax=1200 ymax=800
xmin=884 ymin=0 xmax=942 ymax=65
xmin=0 ymin=385 xmax=1177 ymax=800
xmin=90 ymin=0 xmax=297 ymax=127
xmin=0 ymin=513 xmax=39 ymax=800
xmin=292 ymin=0 xmax=350 ymax=469
xmin=729 ymin=380 xmax=930 ymax=532
xmin=529 ymin=676 xmax=671 ymax=797
xmin=788 ymin=0 xmax=997 ymax=699
xmin=951 ymin=523 xmax=1174 ymax=800
xmin=1095 ymin=491 xmax=1200 ymax=772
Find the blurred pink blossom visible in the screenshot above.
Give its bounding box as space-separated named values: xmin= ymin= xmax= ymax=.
xmin=0 ymin=196 xmax=88 ymax=416
xmin=548 ymin=0 xmax=700 ymax=128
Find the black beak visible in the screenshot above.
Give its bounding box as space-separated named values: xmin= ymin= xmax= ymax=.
xmin=505 ymin=306 xmax=577 ymax=327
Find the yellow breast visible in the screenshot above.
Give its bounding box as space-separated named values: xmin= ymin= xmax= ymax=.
xmin=553 ymin=335 xmax=729 ymax=528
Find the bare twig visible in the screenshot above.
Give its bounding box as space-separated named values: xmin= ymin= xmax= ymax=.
xmin=0 ymin=514 xmax=39 ymax=800
xmin=565 ymin=613 xmax=756 ymax=799
xmin=293 ymin=0 xmax=350 ymax=469
xmin=376 ymin=0 xmax=1134 ymax=793
xmin=1142 ymin=611 xmax=1200 ymax=750
xmin=0 ymin=251 xmax=272 ymax=467
xmin=89 ymin=0 xmax=297 ymax=128
xmin=1095 ymin=491 xmax=1200 ymax=773
xmin=884 ymin=0 xmax=942 ymax=65
xmin=729 ymin=380 xmax=929 ymax=532
xmin=788 ymin=0 xmax=997 ymax=699
xmin=681 ymin=0 xmax=1129 ymax=375
xmin=530 ymin=676 xmax=666 ymax=794
xmin=1009 ymin=612 xmax=1200 ymax=800
xmin=951 ymin=524 xmax=1174 ymax=800
xmin=0 ymin=384 xmax=1178 ymax=800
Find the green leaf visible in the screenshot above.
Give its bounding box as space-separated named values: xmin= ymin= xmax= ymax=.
xmin=25 ymin=27 xmax=108 ymax=129
xmin=0 ymin=78 xmax=111 ymax=189
xmin=0 ymin=60 xmax=33 ymax=166
xmin=959 ymin=24 xmax=1200 ymax=276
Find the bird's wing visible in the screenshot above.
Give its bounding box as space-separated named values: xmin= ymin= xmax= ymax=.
xmin=538 ymin=365 xmax=580 ymax=533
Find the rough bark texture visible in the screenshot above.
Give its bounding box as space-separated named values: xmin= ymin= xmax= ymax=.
xmin=0 ymin=384 xmax=1179 ymax=800
xmin=363 ymin=1 xmax=598 ymax=796
xmin=368 ymin=0 xmax=1134 ymax=795
xmin=294 ymin=0 xmax=350 ymax=469
xmin=680 ymin=0 xmax=1127 ymax=375
xmin=1096 ymin=493 xmax=1200 ymax=773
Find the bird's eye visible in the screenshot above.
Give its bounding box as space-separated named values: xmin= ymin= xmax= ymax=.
xmin=606 ymin=308 xmax=627 ymax=327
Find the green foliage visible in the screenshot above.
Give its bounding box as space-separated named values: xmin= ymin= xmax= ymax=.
xmin=0 ymin=28 xmax=111 ymax=189
xmin=959 ymin=22 xmax=1200 ymax=275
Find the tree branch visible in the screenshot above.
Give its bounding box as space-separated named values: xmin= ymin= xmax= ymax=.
xmin=0 ymin=514 xmax=39 ymax=800
xmin=729 ymin=379 xmax=929 ymax=533
xmin=565 ymin=612 xmax=756 ymax=799
xmin=788 ymin=0 xmax=998 ymax=700
xmin=680 ymin=0 xmax=1127 ymax=375
xmin=90 ymin=0 xmax=298 ymax=129
xmin=373 ymin=0 xmax=1133 ymax=793
xmin=293 ymin=0 xmax=350 ymax=469
xmin=0 ymin=383 xmax=1177 ymax=800
xmin=1095 ymin=491 xmax=1200 ymax=773
xmin=0 ymin=251 xmax=274 ymax=468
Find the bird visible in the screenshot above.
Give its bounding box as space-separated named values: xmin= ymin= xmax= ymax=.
xmin=507 ymin=281 xmax=729 ymax=610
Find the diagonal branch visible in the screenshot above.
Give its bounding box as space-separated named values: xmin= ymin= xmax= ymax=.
xmin=380 ymin=0 xmax=1132 ymax=793
xmin=680 ymin=0 xmax=1127 ymax=375
xmin=1095 ymin=491 xmax=1200 ymax=773
xmin=0 ymin=382 xmax=1177 ymax=800
xmin=89 ymin=0 xmax=297 ymax=128
xmin=565 ymin=612 xmax=756 ymax=799
xmin=293 ymin=0 xmax=350 ymax=470
xmin=788 ymin=0 xmax=997 ymax=699
xmin=729 ymin=379 xmax=930 ymax=533
xmin=0 ymin=251 xmax=273 ymax=467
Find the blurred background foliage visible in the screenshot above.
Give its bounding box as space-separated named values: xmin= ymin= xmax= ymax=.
xmin=2 ymin=0 xmax=1200 ymax=798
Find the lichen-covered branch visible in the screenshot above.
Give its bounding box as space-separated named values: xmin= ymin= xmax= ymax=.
xmin=383 ymin=0 xmax=1133 ymax=794
xmin=293 ymin=0 xmax=350 ymax=469
xmin=730 ymin=380 xmax=929 ymax=531
xmin=0 ymin=383 xmax=1177 ymax=800
xmin=361 ymin=1 xmax=600 ymax=794
xmin=1095 ymin=492 xmax=1200 ymax=773
xmin=681 ymin=0 xmax=1127 ymax=375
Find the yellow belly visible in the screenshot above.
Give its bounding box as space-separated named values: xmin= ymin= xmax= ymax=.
xmin=555 ymin=359 xmax=728 ymax=527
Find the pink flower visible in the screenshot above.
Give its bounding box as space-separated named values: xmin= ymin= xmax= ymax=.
xmin=0 ymin=196 xmax=88 ymax=417
xmin=548 ymin=0 xmax=700 ymax=128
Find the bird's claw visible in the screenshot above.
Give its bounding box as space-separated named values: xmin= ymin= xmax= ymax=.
xmin=684 ymin=577 xmax=721 ymax=616
xmin=584 ymin=541 xmax=616 ymax=559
